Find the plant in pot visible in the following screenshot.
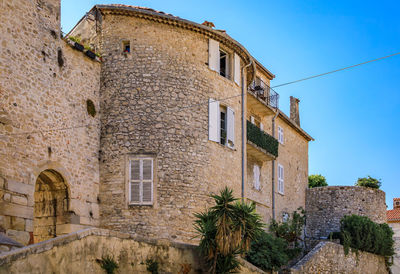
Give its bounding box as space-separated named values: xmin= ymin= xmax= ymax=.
xmin=68 ymin=36 xmax=84 ymax=52
xmin=84 ymin=44 xmax=96 ymax=59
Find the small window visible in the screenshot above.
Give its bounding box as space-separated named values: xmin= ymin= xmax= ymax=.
xmin=129 ymin=157 xmax=153 ymax=205
xmin=278 ymin=126 xmax=284 ymax=144
xmin=123 ymin=41 xmax=130 ymax=53
xmin=278 ymin=164 xmax=284 ymax=194
xmin=253 ymin=165 xmax=260 ymax=190
xmin=208 ymin=99 xmax=235 ymax=148
xmin=219 ymin=50 xmax=230 ymax=78
xmin=220 ymin=106 xmax=227 ymax=145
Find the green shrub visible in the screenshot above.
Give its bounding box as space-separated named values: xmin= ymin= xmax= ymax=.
xmin=340 ymin=215 xmax=394 ymax=257
xmin=355 ymin=176 xmax=381 ymax=189
xmin=246 ymin=231 xmax=290 ymax=271
xmin=308 ymin=174 xmax=328 ymax=188
xmin=247 ymin=121 xmax=278 ymax=157
xmin=96 ymin=256 xmax=118 ymax=274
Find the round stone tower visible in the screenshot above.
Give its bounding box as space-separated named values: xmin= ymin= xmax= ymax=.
xmin=79 ymin=5 xmax=255 ymax=243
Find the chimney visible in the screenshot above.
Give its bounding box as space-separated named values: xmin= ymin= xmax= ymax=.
xmin=394 ymin=198 xmax=400 ymax=209
xmin=290 ymin=96 xmax=300 ymax=126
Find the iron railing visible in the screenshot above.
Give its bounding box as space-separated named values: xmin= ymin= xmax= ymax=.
xmin=249 ymin=79 xmax=279 ymax=109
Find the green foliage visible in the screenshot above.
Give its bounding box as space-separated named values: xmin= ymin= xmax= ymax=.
xmin=339 ymin=215 xmax=394 ymax=258
xmin=355 ymin=176 xmax=382 ymax=189
xmin=194 ymin=187 xmax=264 ymax=274
xmin=246 ymin=231 xmax=290 ymax=271
xmin=68 ymin=35 xmax=81 ymax=43
xmin=269 ymin=208 xmax=305 ymax=246
xmin=96 ymin=256 xmax=118 ymax=274
xmin=146 ymin=259 xmax=159 ymax=274
xmin=86 ymin=99 xmax=96 ymax=117
xmin=308 ymin=174 xmax=328 ymax=188
xmin=247 ymin=121 xmax=278 ymax=157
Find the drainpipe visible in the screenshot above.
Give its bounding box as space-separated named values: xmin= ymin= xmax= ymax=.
xmin=241 ymin=59 xmax=253 ymax=202
xmin=271 ymin=109 xmax=279 ymax=219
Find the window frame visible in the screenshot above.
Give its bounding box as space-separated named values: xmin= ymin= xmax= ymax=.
xmin=278 ymin=163 xmax=284 ymax=195
xmin=278 ymin=126 xmax=284 ymax=144
xmin=127 ymin=156 xmax=154 ymax=206
xmin=219 ymin=49 xmax=231 ymax=79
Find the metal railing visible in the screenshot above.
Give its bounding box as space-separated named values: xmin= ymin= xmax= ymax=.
xmin=249 ymin=79 xmax=279 ymax=109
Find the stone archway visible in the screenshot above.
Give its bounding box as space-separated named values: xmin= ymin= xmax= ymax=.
xmin=33 ymin=169 xmax=69 ymax=243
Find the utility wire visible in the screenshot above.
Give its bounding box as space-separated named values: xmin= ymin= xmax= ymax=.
xmin=271 ymin=51 xmax=400 ymax=88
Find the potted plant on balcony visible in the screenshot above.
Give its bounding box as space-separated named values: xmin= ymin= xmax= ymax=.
xmin=68 ymin=36 xmax=84 ymax=52
xmin=84 ymin=44 xmax=97 ymax=60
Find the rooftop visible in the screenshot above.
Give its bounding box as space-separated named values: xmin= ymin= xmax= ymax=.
xmin=387 ymin=208 xmax=400 ymax=222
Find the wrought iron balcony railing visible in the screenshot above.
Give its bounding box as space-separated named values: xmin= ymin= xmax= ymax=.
xmin=247 ymin=120 xmax=279 ymax=158
xmin=249 ymin=79 xmax=279 ymax=109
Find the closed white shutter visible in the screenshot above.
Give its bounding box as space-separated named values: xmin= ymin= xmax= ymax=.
xmin=250 ymin=116 xmax=255 ymax=124
xmin=209 ymin=98 xmax=220 ymax=142
xmin=253 ymin=165 xmax=260 ymax=190
xmin=234 ymin=53 xmax=241 ymax=85
xmin=260 ymin=123 xmax=264 ymax=131
xmin=209 ymin=39 xmax=220 ymax=73
xmin=130 ymin=182 xmax=140 ymax=203
xmin=278 ymin=164 xmax=284 ymax=194
xmin=130 ymin=160 xmax=141 ymax=203
xmin=129 ymin=158 xmax=153 ymax=204
xmin=226 ymin=107 xmax=235 ymax=147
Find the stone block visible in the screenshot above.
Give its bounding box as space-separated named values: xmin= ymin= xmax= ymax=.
xmin=0 ymin=177 xmax=4 ymax=189
xmin=0 ymin=202 xmax=33 ymax=219
xmin=10 ymin=217 xmax=25 ymax=231
xmin=3 ymin=193 xmax=11 ymax=202
xmin=6 ymin=229 xmax=29 ymax=245
xmin=25 ymin=219 xmax=33 ymax=232
xmin=6 ymin=180 xmax=34 ymax=196
xmin=11 ymin=195 xmax=28 ymax=206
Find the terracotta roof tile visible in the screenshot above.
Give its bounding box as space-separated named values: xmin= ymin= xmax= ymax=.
xmin=99 ymin=4 xmax=177 ymax=18
xmin=387 ymin=208 xmax=400 ymax=221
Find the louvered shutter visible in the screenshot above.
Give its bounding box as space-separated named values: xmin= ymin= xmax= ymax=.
xmin=250 ymin=116 xmax=255 ymax=124
xmin=234 ymin=53 xmax=241 ymax=85
xmin=260 ymin=123 xmax=264 ymax=131
xmin=226 ymin=107 xmax=235 ymax=147
xmin=130 ymin=160 xmax=141 ymax=203
xmin=142 ymin=159 xmax=153 ymax=203
xmin=208 ymin=98 xmax=220 ymax=142
xmin=253 ymin=165 xmax=260 ymax=190
xmin=209 ymin=39 xmax=220 ymax=72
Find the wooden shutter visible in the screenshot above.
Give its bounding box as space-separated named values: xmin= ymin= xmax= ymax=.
xmin=209 ymin=39 xmax=220 ymax=72
xmin=260 ymin=122 xmax=264 ymax=131
xmin=130 ymin=159 xmax=140 ymax=203
xmin=250 ymin=116 xmax=255 ymax=124
xmin=234 ymin=53 xmax=241 ymax=85
xmin=278 ymin=164 xmax=284 ymax=193
xmin=208 ymin=98 xmax=220 ymax=142
xmin=142 ymin=159 xmax=153 ymax=203
xmin=227 ymin=107 xmax=235 ymax=147
xmin=253 ymin=165 xmax=260 ymax=190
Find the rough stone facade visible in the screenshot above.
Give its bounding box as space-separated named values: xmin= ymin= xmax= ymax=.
xmin=0 ymin=228 xmax=266 ymax=274
xmin=290 ymin=241 xmax=388 ymax=274
xmin=305 ymin=186 xmax=386 ymax=242
xmin=0 ymin=0 xmax=101 ymax=244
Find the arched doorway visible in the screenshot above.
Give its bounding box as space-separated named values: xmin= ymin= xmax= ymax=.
xmin=33 ymin=169 xmax=69 ymax=243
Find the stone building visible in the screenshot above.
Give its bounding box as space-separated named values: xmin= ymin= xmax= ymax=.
xmin=387 ymin=198 xmax=400 ymax=273
xmin=0 ymin=1 xmax=312 ymax=246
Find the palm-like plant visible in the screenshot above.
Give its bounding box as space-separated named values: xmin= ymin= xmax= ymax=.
xmin=194 ymin=187 xmax=264 ymax=274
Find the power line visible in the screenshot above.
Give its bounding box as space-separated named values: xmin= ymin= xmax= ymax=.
xmin=272 ymin=51 xmax=400 ymax=88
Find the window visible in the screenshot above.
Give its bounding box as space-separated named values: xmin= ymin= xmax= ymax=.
xmin=208 ymin=39 xmax=240 ymax=82
xmin=278 ymin=126 xmax=284 ymax=144
xmin=209 ymin=99 xmax=235 ymax=148
xmin=219 ymin=50 xmax=230 ymax=78
xmin=253 ymin=164 xmax=260 ymax=190
xmin=122 ymin=41 xmax=130 ymax=53
xmin=129 ymin=157 xmax=153 ymax=205
xmin=278 ymin=164 xmax=284 ymax=194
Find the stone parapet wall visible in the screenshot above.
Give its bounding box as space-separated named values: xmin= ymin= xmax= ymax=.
xmin=0 ymin=228 xmax=265 ymax=274
xmin=305 ymin=186 xmax=386 ymax=241
xmin=290 ymin=241 xmax=387 ymax=274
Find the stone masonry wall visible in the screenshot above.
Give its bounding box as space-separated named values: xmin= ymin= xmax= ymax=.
xmin=290 ymin=241 xmax=387 ymax=274
xmin=305 ymin=186 xmax=386 ymax=241
xmin=388 ymin=222 xmax=400 ymax=274
xmin=97 ymin=13 xmax=244 ymax=243
xmin=0 ymin=0 xmax=101 ymax=244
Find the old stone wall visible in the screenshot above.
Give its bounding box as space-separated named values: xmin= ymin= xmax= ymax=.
xmin=95 ymin=13 xmax=244 ymax=243
xmin=388 ymin=222 xmax=400 ymax=274
xmin=0 ymin=228 xmax=266 ymax=274
xmin=0 ymin=0 xmax=101 ymax=244
xmin=305 ymin=186 xmax=386 ymax=241
xmin=290 ymin=241 xmax=388 ymax=274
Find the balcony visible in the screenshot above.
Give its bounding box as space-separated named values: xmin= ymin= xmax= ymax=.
xmin=247 ymin=79 xmax=279 ymax=116
xmin=247 ymin=120 xmax=278 ymax=160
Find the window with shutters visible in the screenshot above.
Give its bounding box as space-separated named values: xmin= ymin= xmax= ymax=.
xmin=253 ymin=164 xmax=261 ymax=190
xmin=208 ymin=98 xmax=235 ymax=148
xmin=219 ymin=50 xmax=230 ymax=78
xmin=208 ymin=39 xmax=240 ymax=83
xmin=278 ymin=164 xmax=284 ymax=194
xmin=278 ymin=126 xmax=284 ymax=144
xmin=129 ymin=157 xmax=153 ymax=205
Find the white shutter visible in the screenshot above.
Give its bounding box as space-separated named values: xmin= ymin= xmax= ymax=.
xmin=234 ymin=53 xmax=241 ymax=85
xmin=142 ymin=181 xmax=152 ymax=203
xmin=209 ymin=39 xmax=220 ymax=73
xmin=130 ymin=182 xmax=140 ymax=203
xmin=253 ymin=165 xmax=260 ymax=190
xmin=131 ymin=160 xmax=140 ymax=180
xmin=142 ymin=159 xmax=152 ymax=180
xmin=208 ymin=98 xmax=220 ymax=142
xmin=278 ymin=164 xmax=284 ymax=194
xmin=260 ymin=123 xmax=264 ymax=131
xmin=250 ymin=116 xmax=255 ymax=124
xmin=130 ymin=159 xmax=141 ymax=203
xmin=227 ymin=107 xmax=235 ymax=147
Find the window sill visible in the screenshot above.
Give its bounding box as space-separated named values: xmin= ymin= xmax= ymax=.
xmin=277 ymin=191 xmax=285 ymax=196
xmin=128 ymin=203 xmax=154 ymax=207
xmin=208 ymin=140 xmax=236 ymax=151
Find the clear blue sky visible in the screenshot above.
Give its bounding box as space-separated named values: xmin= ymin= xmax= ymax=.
xmin=61 ymin=0 xmax=400 ymax=209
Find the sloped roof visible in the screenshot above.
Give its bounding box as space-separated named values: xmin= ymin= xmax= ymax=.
xmin=387 ymin=208 xmax=400 ymax=222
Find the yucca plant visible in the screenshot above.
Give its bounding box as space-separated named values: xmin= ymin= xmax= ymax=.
xmin=194 ymin=187 xmax=264 ymax=274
